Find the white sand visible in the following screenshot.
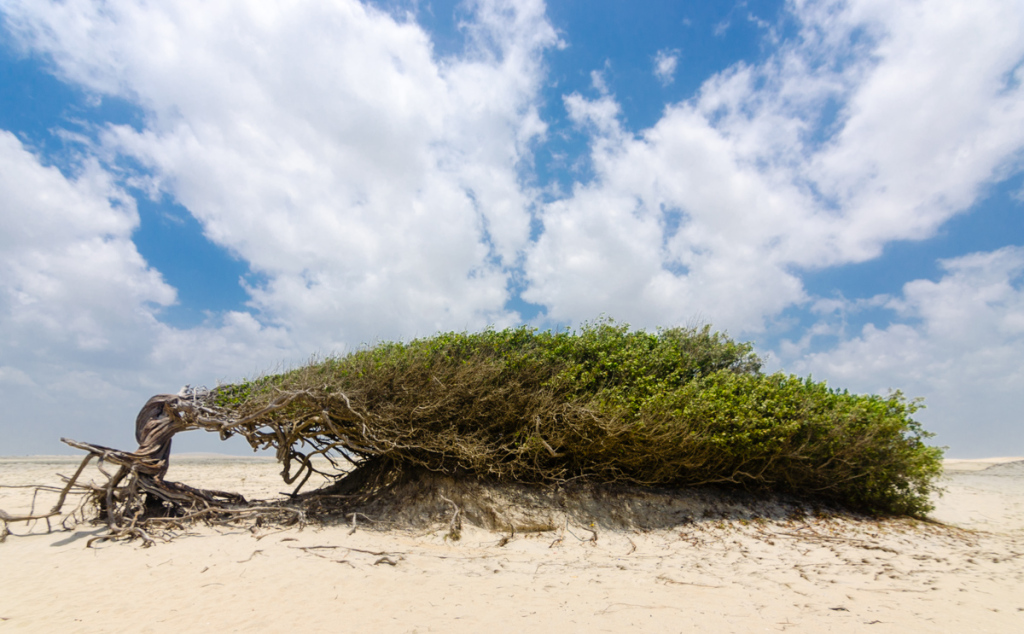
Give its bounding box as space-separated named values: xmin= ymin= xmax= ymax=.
xmin=1 ymin=456 xmax=1022 ymax=633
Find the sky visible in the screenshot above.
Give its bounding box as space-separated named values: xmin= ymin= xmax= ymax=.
xmin=0 ymin=0 xmax=1022 ymax=458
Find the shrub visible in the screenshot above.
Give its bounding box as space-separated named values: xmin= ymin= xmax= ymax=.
xmin=207 ymin=319 xmax=943 ymax=516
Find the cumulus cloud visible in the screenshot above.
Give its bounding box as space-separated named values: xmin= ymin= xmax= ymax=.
xmin=777 ymin=247 xmax=1024 ymax=456
xmin=0 ymin=131 xmax=173 ymax=356
xmin=2 ymin=0 xmax=558 ymax=352
xmin=653 ymin=49 xmax=679 ymax=86
xmin=525 ymin=0 xmax=1024 ymax=335
xmin=0 ymin=130 xmax=303 ymax=450
xmin=0 ymin=131 xmax=163 ymax=449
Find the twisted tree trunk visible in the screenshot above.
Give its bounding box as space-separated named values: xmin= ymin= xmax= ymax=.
xmin=2 ymin=393 xmax=284 ymax=546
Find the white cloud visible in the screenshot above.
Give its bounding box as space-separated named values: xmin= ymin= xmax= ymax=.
xmin=0 ymin=131 xmax=163 ymax=450
xmin=1 ymin=0 xmax=558 ymax=354
xmin=0 ymin=131 xmax=301 ymax=451
xmin=589 ymin=59 xmax=613 ymax=96
xmin=0 ymin=366 xmax=35 ymax=388
xmin=525 ymin=0 xmax=1024 ymax=335
xmin=777 ymin=247 xmax=1024 ymax=456
xmin=0 ymin=131 xmax=174 ymax=353
xmin=653 ymin=49 xmax=679 ymax=86
xmin=807 ymin=0 xmax=1024 ymax=255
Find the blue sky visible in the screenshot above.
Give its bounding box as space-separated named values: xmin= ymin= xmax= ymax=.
xmin=0 ymin=0 xmax=1022 ymax=457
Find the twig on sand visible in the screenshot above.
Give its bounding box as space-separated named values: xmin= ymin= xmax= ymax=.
xmin=237 ymin=550 xmax=264 ymax=563
xmin=656 ymin=574 xmax=724 ymax=588
xmin=565 ymin=519 xmax=598 ymax=543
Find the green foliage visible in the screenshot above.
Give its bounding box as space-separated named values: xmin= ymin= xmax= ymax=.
xmin=212 ymin=319 xmax=943 ymax=516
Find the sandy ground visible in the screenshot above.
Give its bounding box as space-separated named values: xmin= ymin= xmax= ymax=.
xmin=1 ymin=455 xmax=1022 ymax=633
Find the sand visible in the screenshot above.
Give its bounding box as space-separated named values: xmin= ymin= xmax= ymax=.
xmin=1 ymin=456 xmax=1022 ymax=633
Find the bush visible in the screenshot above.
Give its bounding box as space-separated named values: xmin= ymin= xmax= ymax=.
xmin=209 ymin=319 xmax=943 ymax=516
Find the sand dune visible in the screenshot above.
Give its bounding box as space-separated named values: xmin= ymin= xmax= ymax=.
xmin=1 ymin=456 xmax=1022 ymax=633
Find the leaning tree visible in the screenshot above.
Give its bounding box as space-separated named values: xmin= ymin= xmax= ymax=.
xmin=1 ymin=322 xmax=943 ymax=545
